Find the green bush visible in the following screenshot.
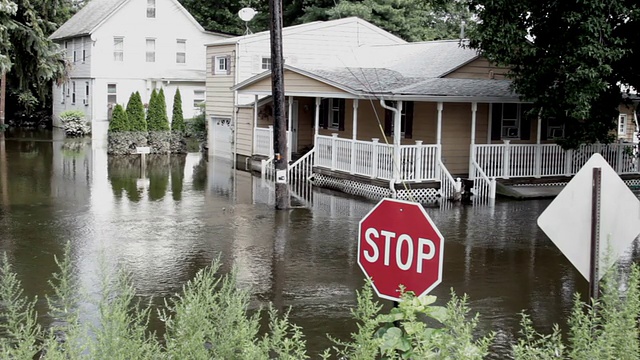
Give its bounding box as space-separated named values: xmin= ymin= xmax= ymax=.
xmin=147 ymin=89 xmax=169 ymax=131
xmin=185 ymin=103 xmax=206 ymax=139
xmin=60 ymin=110 xmax=91 ymax=137
xmin=171 ymin=88 xmax=185 ymax=133
xmin=108 ymin=104 xmax=129 ymax=132
xmin=126 ymin=92 xmax=147 ymax=132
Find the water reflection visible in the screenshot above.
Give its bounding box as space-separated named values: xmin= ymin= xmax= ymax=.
xmin=0 ymin=132 xmax=638 ymax=358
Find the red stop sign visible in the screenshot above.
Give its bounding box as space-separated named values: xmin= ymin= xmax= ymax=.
xmin=358 ymin=198 xmax=444 ymax=301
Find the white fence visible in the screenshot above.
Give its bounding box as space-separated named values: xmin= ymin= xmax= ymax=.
xmin=474 ymin=140 xmax=639 ymax=179
xmin=253 ymin=126 xmax=292 ymax=159
xmin=314 ymin=134 xmax=440 ymax=182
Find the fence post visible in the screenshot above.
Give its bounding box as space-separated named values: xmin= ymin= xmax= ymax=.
xmin=414 ymin=140 xmax=423 ymax=182
xmin=616 ymin=139 xmax=624 ymax=173
xmin=502 ymin=140 xmax=511 ymax=179
xmin=489 ymin=178 xmax=497 ymax=199
xmin=331 ymin=133 xmax=338 ymax=170
xmin=268 ymin=125 xmax=274 ymax=158
xmin=350 ymin=139 xmax=356 ymax=174
xmin=534 ymin=145 xmax=542 ymax=178
xmin=565 ymin=149 xmax=573 ymax=176
xmin=371 ymin=138 xmax=379 ymax=179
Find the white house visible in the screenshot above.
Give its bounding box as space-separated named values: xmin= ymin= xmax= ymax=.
xmin=50 ymin=0 xmax=228 ymax=144
xmin=204 ymin=17 xmax=407 ymax=160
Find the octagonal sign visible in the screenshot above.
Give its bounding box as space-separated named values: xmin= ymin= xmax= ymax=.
xmin=358 ymin=198 xmax=444 ymax=302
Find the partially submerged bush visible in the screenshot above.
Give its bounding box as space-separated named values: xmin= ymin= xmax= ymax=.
xmin=108 ymin=105 xmax=129 ymax=132
xmin=60 ymin=110 xmax=90 ymax=137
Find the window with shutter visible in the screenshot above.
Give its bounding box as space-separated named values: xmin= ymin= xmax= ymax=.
xmin=383 ymin=101 xmax=413 ymax=138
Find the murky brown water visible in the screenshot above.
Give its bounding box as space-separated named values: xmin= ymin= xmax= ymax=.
xmin=1 ymin=129 xmax=639 ymax=358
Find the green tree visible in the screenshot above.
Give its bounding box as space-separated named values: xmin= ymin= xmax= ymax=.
xmin=171 ymin=88 xmax=185 ymax=133
xmin=109 ymin=104 xmax=129 ymax=132
xmin=126 ymin=91 xmax=147 ymax=132
xmin=147 ymin=89 xmax=169 ymax=131
xmin=468 ymin=0 xmax=639 ymax=147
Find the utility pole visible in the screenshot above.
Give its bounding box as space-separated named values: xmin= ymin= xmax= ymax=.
xmin=0 ymin=71 xmax=5 ymax=128
xmin=269 ymin=0 xmax=290 ymax=209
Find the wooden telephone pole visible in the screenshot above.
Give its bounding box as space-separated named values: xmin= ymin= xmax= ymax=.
xmin=269 ymin=0 xmax=290 ymax=209
xmin=0 ymin=71 xmax=5 ymax=128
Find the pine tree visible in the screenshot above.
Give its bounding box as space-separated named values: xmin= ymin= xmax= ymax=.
xmin=126 ymin=91 xmax=147 ymax=131
xmin=171 ymin=88 xmax=185 ymax=133
xmin=148 ymin=88 xmax=170 ymax=131
xmin=108 ymin=104 xmax=129 ymax=132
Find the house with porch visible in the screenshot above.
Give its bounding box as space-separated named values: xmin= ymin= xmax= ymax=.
xmin=232 ymin=40 xmax=640 ymax=203
xmin=50 ymin=0 xmax=228 ymax=145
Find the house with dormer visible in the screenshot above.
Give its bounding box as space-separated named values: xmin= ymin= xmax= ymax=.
xmin=50 ymin=0 xmax=228 ymax=144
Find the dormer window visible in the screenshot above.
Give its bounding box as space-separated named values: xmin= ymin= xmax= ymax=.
xmin=261 ymin=57 xmax=272 ymax=70
xmin=147 ymin=0 xmax=156 ymax=18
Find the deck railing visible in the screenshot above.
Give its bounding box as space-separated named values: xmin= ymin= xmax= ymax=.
xmin=253 ymin=126 xmax=293 ymax=159
xmin=474 ymin=140 xmax=639 ymax=179
xmin=315 ymin=134 xmax=439 ymax=182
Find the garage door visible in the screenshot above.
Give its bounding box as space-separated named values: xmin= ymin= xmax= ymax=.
xmin=211 ymin=117 xmax=233 ymax=159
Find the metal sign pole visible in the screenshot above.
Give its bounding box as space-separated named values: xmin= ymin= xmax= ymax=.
xmin=589 ymin=167 xmax=601 ymax=301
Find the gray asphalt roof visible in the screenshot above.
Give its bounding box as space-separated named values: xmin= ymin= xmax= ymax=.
xmin=393 ymin=78 xmax=516 ymax=98
xmin=50 ymin=0 xmax=128 ymax=40
xmin=307 ymin=67 xmax=423 ymax=93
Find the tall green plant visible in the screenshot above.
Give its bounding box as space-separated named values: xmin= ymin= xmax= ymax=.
xmin=126 ymin=92 xmax=147 ymax=132
xmin=108 ymin=104 xmax=129 ymax=132
xmin=171 ymin=88 xmax=185 ymax=133
xmin=147 ymin=88 xmax=169 ymax=131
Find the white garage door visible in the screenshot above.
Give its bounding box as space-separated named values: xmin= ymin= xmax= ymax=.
xmin=211 ymin=117 xmax=233 ymax=159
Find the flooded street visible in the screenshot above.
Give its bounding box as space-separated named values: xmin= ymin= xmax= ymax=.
xmin=1 ymin=129 xmax=638 ymax=358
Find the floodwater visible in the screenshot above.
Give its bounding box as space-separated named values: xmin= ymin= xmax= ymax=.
xmin=0 ymin=129 xmax=638 ymax=358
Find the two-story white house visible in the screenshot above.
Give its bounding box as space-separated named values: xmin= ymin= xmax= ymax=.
xmin=204 ymin=17 xmax=407 ymax=160
xmin=50 ymin=0 xmax=228 ymax=144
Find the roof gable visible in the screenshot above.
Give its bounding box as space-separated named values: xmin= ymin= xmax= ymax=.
xmin=50 ymin=0 xmax=210 ymax=40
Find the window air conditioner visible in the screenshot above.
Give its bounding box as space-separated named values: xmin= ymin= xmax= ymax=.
xmin=503 ymin=126 xmax=519 ymax=138
xmin=83 ymin=99 xmax=88 ymax=106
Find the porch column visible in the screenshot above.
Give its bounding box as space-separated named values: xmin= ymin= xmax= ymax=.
xmin=436 ymin=102 xmax=443 ymax=179
xmin=469 ymin=102 xmax=477 ymax=179
xmin=535 ymin=110 xmax=542 ymax=178
xmin=253 ymin=95 xmax=259 ymax=154
xmin=393 ymin=101 xmax=403 ymax=182
xmin=350 ymin=99 xmax=359 ymax=174
xmin=314 ymin=97 xmax=320 ymax=138
xmin=288 ymin=96 xmax=293 ymax=159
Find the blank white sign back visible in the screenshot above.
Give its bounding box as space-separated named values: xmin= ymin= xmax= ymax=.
xmin=537 ymin=153 xmax=640 ymax=281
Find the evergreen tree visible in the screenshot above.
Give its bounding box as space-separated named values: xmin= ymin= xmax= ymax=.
xmin=108 ymin=104 xmax=129 ymax=132
xmin=171 ymin=88 xmax=185 ymax=133
xmin=146 ymin=88 xmax=157 ymax=128
xmin=126 ymin=91 xmax=147 ymax=131
xmin=147 ymin=88 xmax=170 ymax=131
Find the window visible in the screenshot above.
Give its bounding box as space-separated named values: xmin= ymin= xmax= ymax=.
xmin=147 ymin=0 xmax=156 ymax=18
xmin=82 ymin=38 xmax=87 ymax=63
xmin=546 ymin=117 xmax=564 ymax=140
xmin=107 ymin=84 xmax=117 ymax=105
xmin=261 ymin=57 xmax=271 ymax=70
xmin=73 ymin=39 xmax=77 ymax=63
xmin=213 ymin=55 xmax=229 ymax=74
xmin=193 ymin=90 xmax=205 ymax=108
xmin=618 ymin=114 xmax=628 ymax=136
xmin=384 ymin=101 xmax=415 ymax=138
xmin=329 ymin=99 xmax=344 ymax=128
xmin=176 ymin=39 xmax=186 ymax=63
xmin=113 ymin=37 xmax=124 ymax=61
xmin=64 ymin=41 xmax=69 ymax=59
xmin=501 ymin=103 xmax=519 ymax=138
xmin=84 ymin=82 xmax=89 ymax=106
xmin=71 ymin=81 xmax=76 ymax=104
xmin=61 ymin=83 xmax=66 ymax=104
xmin=146 ymin=38 xmax=155 ymax=62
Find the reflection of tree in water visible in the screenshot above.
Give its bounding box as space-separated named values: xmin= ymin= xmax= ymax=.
xmin=191 ymin=157 xmax=207 ymax=191
xmin=148 ymin=155 xmax=170 ymax=201
xmin=170 ymin=155 xmax=186 ymax=201
xmin=108 ymin=156 xmax=142 ymax=202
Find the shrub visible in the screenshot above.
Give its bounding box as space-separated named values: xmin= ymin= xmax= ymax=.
xmin=126 ymin=92 xmax=147 ymax=132
xmin=186 ymin=103 xmax=206 ymax=139
xmin=60 ymin=110 xmax=91 ymax=137
xmin=147 ymin=88 xmax=169 ymax=131
xmin=171 ymin=88 xmax=185 ymax=133
xmin=108 ymin=104 xmax=129 ymax=132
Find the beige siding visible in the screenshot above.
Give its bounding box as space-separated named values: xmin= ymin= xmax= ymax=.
xmin=236 ymin=107 xmax=254 ymax=157
xmin=445 ymin=57 xmax=510 ymax=80
xmin=243 ymin=70 xmax=347 ymax=94
xmin=619 ymin=104 xmax=637 ymax=142
xmin=206 ymin=44 xmax=236 ymax=117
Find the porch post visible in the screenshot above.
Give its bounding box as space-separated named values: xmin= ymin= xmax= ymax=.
xmin=371 ymin=138 xmax=379 ymax=179
xmin=393 ymin=101 xmax=403 ymax=182
xmin=314 ymin=97 xmax=320 ymax=138
xmin=436 ymin=102 xmax=443 ymax=179
xmin=535 ymin=111 xmax=542 ymax=178
xmin=331 ymin=133 xmax=338 ymax=170
xmin=351 ymin=99 xmax=358 ymax=174
xmin=469 ymin=102 xmax=477 ymax=179
xmin=288 ymin=96 xmax=293 ymax=159
xmin=253 ymin=94 xmax=259 ymax=154
xmin=503 ymin=139 xmax=511 ymax=179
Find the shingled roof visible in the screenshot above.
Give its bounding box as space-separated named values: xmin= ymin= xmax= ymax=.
xmin=50 ymin=0 xmax=128 ymax=40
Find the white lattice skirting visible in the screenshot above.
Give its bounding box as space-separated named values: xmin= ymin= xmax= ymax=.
xmin=309 ymin=174 xmax=440 ymax=204
xmin=511 ymin=179 xmax=640 ymax=190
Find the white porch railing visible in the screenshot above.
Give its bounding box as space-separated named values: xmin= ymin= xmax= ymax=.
xmin=474 ymin=140 xmax=639 ymax=179
xmin=253 ymin=126 xmax=292 ymax=159
xmin=314 ymin=134 xmax=439 ymax=182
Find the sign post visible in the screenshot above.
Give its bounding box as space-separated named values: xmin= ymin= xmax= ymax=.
xmin=136 ymin=146 xmax=150 ymax=178
xmin=358 ymin=198 xmax=444 ymax=302
xmin=538 ymin=153 xmax=640 ymax=299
